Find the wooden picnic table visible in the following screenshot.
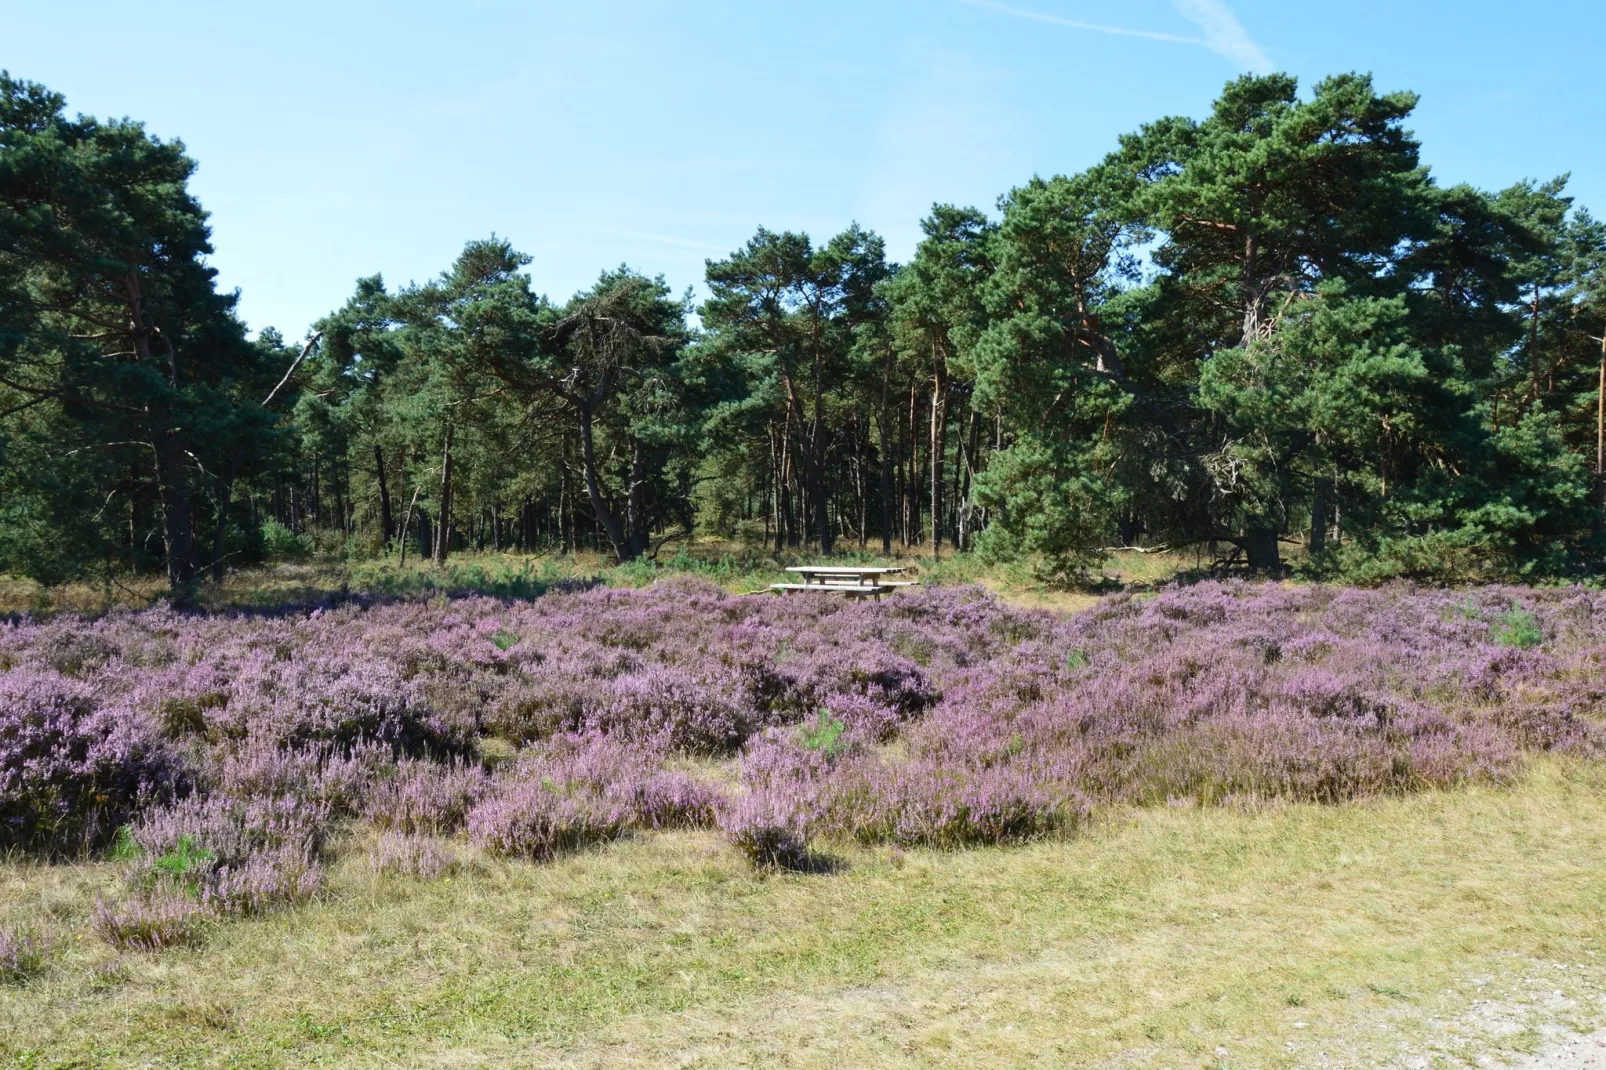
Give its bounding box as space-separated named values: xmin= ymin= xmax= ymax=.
xmin=770 ymin=565 xmax=915 ymax=599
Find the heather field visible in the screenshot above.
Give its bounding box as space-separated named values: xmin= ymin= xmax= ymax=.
xmin=5 ymin=579 xmax=1606 ymax=1066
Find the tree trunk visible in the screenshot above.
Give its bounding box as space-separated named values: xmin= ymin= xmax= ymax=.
xmin=1244 ymin=526 xmax=1281 ymax=572
xmin=210 ymin=454 xmax=239 ymax=586
xmin=433 ymin=423 xmax=454 ymax=566
xmin=576 ymin=401 xmax=633 ymax=562
xmin=812 ymin=353 xmax=832 ymax=554
xmin=1241 ymin=230 xmax=1261 ymax=344
xmin=958 ymin=409 xmax=980 ymax=551
xmin=375 ymin=445 xmax=393 ymax=546
xmin=878 ymin=351 xmax=894 ymax=554
xmin=1309 ymin=478 xmax=1330 ymax=556
xmin=906 ymin=381 xmax=920 ymax=547
xmin=153 ymin=432 xmax=198 ymax=593
xmin=1597 ymin=340 xmax=1605 ymax=532
xmin=929 ymin=354 xmax=949 ymax=559
xmin=626 ymin=438 xmax=649 ymax=559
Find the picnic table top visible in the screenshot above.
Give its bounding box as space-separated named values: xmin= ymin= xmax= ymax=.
xmin=784 ymin=565 xmax=910 ymax=575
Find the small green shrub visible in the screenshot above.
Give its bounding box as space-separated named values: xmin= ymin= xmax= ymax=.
xmin=799 ymin=711 xmax=847 ymax=758
xmin=1491 ymin=604 xmax=1543 ymax=649
xmin=260 ymin=520 xmax=312 ymax=560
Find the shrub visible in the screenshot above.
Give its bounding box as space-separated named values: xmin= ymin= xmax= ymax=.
xmin=629 ymin=771 xmax=722 ymax=829
xmin=368 ymin=831 xmax=458 ymax=879
xmin=125 ymin=793 xmax=328 ymax=915
xmin=260 ymin=519 xmax=312 ymax=560
xmin=7 ymin=579 xmax=1606 ymax=891
xmin=0 ymin=670 xmax=182 ymax=856
xmin=588 ymin=669 xmax=756 ymax=754
xmin=798 ymin=710 xmax=848 ymax=757
xmin=466 ymin=778 xmax=624 ymax=860
xmin=845 ymin=761 xmax=1075 ymax=847
xmin=0 ymin=926 xmax=49 ymax=985
xmin=718 ymin=790 xmax=812 ymax=870
xmin=1492 ymin=604 xmax=1544 ymax=649
xmin=92 ymin=895 xmax=211 ymax=952
xmin=363 ymin=759 xmax=490 ymax=835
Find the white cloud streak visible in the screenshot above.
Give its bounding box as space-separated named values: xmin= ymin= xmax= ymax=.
xmin=958 ymin=0 xmax=1206 ymax=46
xmin=960 ymin=0 xmax=1273 ymax=72
xmin=1172 ymin=0 xmax=1274 ymax=72
xmin=594 ymin=228 xmax=731 ymax=254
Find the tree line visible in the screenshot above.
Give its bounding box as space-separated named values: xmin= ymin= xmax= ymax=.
xmin=4 ymin=70 xmax=1605 ymax=594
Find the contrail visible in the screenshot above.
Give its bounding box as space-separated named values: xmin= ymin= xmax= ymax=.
xmin=958 ymin=0 xmax=1208 ymax=47
xmin=1173 ymin=0 xmax=1274 ymax=72
xmin=960 ymin=0 xmax=1273 ymax=72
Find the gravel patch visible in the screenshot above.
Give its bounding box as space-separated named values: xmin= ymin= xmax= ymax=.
xmin=1512 ymin=1029 xmax=1606 ymax=1068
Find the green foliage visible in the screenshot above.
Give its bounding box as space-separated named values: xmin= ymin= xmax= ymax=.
xmin=150 ymin=836 xmax=215 ymax=892
xmin=1491 ymin=604 xmax=1544 ymax=649
xmin=109 ymin=826 xmax=140 ymax=862
xmin=4 ymin=71 xmax=1606 ymax=590
xmin=260 ymin=520 xmax=312 ymax=560
xmin=345 ymin=558 xmax=574 ymax=600
xmin=111 ymin=830 xmax=215 ymax=894
xmin=798 ymin=711 xmax=847 ymax=758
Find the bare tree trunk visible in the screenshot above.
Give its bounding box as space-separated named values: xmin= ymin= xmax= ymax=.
xmin=958 ymin=409 xmax=980 ymax=551
xmin=626 ymin=438 xmax=649 ymax=558
xmin=780 ymin=409 xmax=796 ymax=549
xmin=398 ymin=482 xmax=424 ymax=570
xmin=375 ymin=445 xmax=393 ymax=546
xmin=878 ymin=350 xmax=894 ymax=554
xmin=857 ymin=410 xmax=868 ymax=550
xmin=949 ymin=418 xmax=963 ymax=551
xmin=153 ymin=432 xmax=198 ymax=592
xmin=907 ymin=381 xmax=921 ymax=548
xmin=1310 ymin=477 xmax=1330 ymax=556
xmin=575 ymin=401 xmax=633 ymax=562
xmin=210 ymin=453 xmax=239 ymax=586
xmin=929 ymin=354 xmax=949 ymax=560
xmin=1244 ymin=526 xmax=1280 ymax=572
xmin=812 ymin=324 xmax=832 ymax=555
xmin=1597 ymin=338 xmax=1605 ymax=531
xmin=433 ymin=422 xmax=454 ymax=566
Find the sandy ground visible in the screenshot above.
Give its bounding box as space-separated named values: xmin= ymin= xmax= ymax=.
xmin=1515 ymin=1030 xmax=1606 ymax=1068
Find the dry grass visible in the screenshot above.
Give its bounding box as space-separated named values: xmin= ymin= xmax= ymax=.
xmin=0 ymin=540 xmax=1202 ymax=616
xmin=4 ymin=760 xmax=1605 ymax=1068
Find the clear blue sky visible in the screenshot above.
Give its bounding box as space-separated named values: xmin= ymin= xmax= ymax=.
xmin=6 ymin=0 xmax=1602 ymax=339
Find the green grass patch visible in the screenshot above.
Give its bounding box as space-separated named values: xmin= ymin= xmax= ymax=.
xmin=4 ymin=760 xmax=1605 ymax=1067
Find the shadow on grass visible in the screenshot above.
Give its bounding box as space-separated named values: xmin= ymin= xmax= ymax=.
xmin=767 ymin=851 xmax=847 ymax=877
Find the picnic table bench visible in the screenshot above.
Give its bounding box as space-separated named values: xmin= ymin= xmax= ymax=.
xmin=770 ymin=565 xmax=914 ymax=600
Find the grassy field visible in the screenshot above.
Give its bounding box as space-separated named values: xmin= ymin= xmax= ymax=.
xmin=0 ymin=541 xmax=1201 ymax=617
xmin=5 ymin=759 xmax=1604 ymax=1068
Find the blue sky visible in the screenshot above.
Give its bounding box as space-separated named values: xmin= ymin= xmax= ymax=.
xmin=6 ymin=0 xmax=1603 ymax=338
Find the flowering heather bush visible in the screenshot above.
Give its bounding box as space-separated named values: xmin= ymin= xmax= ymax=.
xmin=0 ymin=670 xmax=182 ymax=855
xmin=124 ymin=792 xmax=327 ymax=914
xmin=466 ymin=779 xmax=625 ymax=860
xmin=717 ymin=790 xmax=812 ymax=870
xmin=364 ymin=759 xmax=491 ymax=834
xmin=0 ymin=925 xmax=49 ymax=984
xmin=3 ymin=576 xmax=1605 ymax=896
xmin=91 ymin=894 xmax=211 ymax=951
xmin=368 ymin=831 xmax=458 ymax=879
